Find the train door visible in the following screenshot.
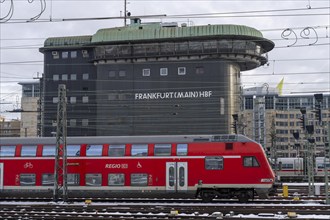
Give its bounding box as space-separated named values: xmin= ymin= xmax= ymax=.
xmin=166 ymin=162 xmax=188 ymax=192
xmin=294 ymin=158 xmax=303 ymax=175
xmin=0 ymin=163 xmax=3 ymax=190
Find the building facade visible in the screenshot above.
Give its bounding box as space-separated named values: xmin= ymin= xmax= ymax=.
xmin=18 ymin=81 xmax=40 ymax=137
xmin=0 ymin=117 xmax=20 ymax=137
xmin=39 ymin=19 xmax=274 ymax=137
xmin=241 ymin=86 xmax=330 ymax=158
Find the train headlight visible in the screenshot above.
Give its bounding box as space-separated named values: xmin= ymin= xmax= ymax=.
xmin=261 ymin=178 xmax=273 ymax=183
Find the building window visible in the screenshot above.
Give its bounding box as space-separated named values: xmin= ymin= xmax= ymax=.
xmin=62 ymin=74 xmax=68 ymax=81
xmin=21 ymin=145 xmax=37 ymax=156
xmin=177 ymin=144 xmax=188 ymax=156
xmin=52 ymin=51 xmax=59 ymax=59
xmin=70 ymin=51 xmax=77 ymax=58
xmin=82 ymin=119 xmax=89 ymax=126
xmin=70 ymin=97 xmax=76 ymax=104
xmin=178 ymin=67 xmax=186 ymax=75
xmin=195 ymin=66 xmax=204 ymax=75
xmin=86 ymin=145 xmax=103 ymax=156
xmin=82 ymin=50 xmax=89 ymax=58
xmin=62 ymin=51 xmax=69 ymax=59
xmin=131 ymin=173 xmax=148 ymax=186
xmin=108 ymin=144 xmax=125 ymax=157
xmin=53 ymin=74 xmax=59 ymax=81
xmin=160 ymin=68 xmax=168 ymax=76
xmin=0 ymin=146 xmax=16 ymax=157
xmin=109 ymin=71 xmax=116 ymax=78
xmin=42 ymin=145 xmax=56 ymax=156
xmin=205 ymin=156 xmax=223 ymax=170
xmin=119 ymin=70 xmax=126 ymax=77
xmin=108 ymin=173 xmax=125 ymax=186
xmin=69 ymin=119 xmax=76 ymax=127
xmin=86 ymin=174 xmax=102 ymax=186
xmin=71 ymin=74 xmax=77 ymax=80
xmin=20 ymin=174 xmax=36 ymax=186
xmin=142 ymin=69 xmax=150 ymax=76
xmin=83 ymin=73 xmax=89 ymax=80
xmin=82 ymin=96 xmax=89 ymax=103
xmin=131 ymin=144 xmax=148 ymax=156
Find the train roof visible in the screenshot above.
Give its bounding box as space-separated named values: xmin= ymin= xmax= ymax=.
xmin=0 ymin=134 xmax=256 ymax=145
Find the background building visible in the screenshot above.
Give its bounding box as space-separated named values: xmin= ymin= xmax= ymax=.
xmin=39 ymin=19 xmax=274 ymax=137
xmin=18 ymin=81 xmax=40 ymax=137
xmin=241 ymin=86 xmax=329 ymax=158
xmin=0 ymin=117 xmax=20 ymax=137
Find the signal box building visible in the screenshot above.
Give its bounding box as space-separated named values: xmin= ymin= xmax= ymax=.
xmin=40 ymin=19 xmax=274 ymax=136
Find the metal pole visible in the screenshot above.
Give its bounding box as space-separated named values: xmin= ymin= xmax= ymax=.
xmin=53 ymin=84 xmax=68 ymax=202
xmin=124 ymin=0 xmax=127 ymax=26
xmin=325 ymin=121 xmax=330 ymax=204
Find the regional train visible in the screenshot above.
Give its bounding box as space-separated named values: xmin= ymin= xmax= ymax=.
xmin=0 ymin=134 xmax=275 ymax=202
xmin=273 ymin=157 xmax=330 ymax=182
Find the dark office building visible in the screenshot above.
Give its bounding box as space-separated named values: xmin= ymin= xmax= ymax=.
xmin=40 ymin=19 xmax=274 ymax=136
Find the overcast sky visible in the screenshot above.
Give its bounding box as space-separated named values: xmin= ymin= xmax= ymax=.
xmin=1 ymin=0 xmax=329 ymax=119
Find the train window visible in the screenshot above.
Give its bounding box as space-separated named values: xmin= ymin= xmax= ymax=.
xmin=0 ymin=146 xmax=16 ymax=157
xmin=169 ymin=167 xmax=175 ymax=187
xmin=20 ymin=174 xmax=36 ymax=186
xmin=154 ymin=144 xmax=171 ymax=156
xmin=21 ymin=145 xmax=37 ymax=157
xmin=108 ymin=173 xmax=125 ymax=186
xmin=243 ymin=156 xmax=260 ymax=167
xmin=42 ymin=146 xmax=56 ymax=156
xmin=131 ymin=144 xmax=148 ymax=156
xmin=131 ymin=173 xmax=148 ymax=186
xmin=109 ymin=144 xmax=125 ymax=157
xmin=86 ymin=174 xmax=102 ymax=186
xmin=282 ymin=164 xmax=293 ymax=169
xmin=86 ymin=145 xmax=103 ymax=156
xmin=177 ymin=144 xmax=188 ymax=156
xmin=179 ymin=167 xmax=185 ymax=187
xmin=67 ymin=145 xmax=81 ymax=157
xmin=42 ymin=174 xmax=55 ymax=186
xmin=68 ymin=173 xmax=80 ymax=186
xmin=205 ymin=156 xmax=223 ymax=170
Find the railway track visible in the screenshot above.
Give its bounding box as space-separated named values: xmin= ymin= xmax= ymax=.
xmin=1 ymin=199 xmax=330 ymax=219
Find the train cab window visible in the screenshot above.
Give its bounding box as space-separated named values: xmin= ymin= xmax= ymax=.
xmin=42 ymin=174 xmax=55 ymax=186
xmin=67 ymin=145 xmax=81 ymax=157
xmin=0 ymin=146 xmax=16 ymax=157
xmin=20 ymin=174 xmax=36 ymax=186
xmin=205 ymin=156 xmax=223 ymax=170
xmin=86 ymin=174 xmax=102 ymax=186
xmin=243 ymin=156 xmax=260 ymax=167
xmin=42 ymin=146 xmax=56 ymax=156
xmin=86 ymin=145 xmax=103 ymax=156
xmin=109 ymin=144 xmax=125 ymax=157
xmin=154 ymin=144 xmax=171 ymax=156
xmin=68 ymin=173 xmax=80 ymax=186
xmin=131 ymin=144 xmax=148 ymax=156
xmin=108 ymin=173 xmax=125 ymax=186
xmin=176 ymin=144 xmax=188 ymax=156
xmin=21 ymin=145 xmax=37 ymax=157
xmin=131 ymin=173 xmax=148 ymax=186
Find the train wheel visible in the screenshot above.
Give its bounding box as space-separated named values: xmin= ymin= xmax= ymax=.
xmin=238 ymin=191 xmax=249 ymax=203
xmin=201 ymin=191 xmax=215 ymax=203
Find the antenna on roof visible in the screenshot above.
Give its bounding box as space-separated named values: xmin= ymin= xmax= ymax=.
xmin=124 ymin=0 xmax=131 ymax=26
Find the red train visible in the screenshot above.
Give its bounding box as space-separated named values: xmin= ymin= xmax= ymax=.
xmin=0 ymin=134 xmax=275 ymax=202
